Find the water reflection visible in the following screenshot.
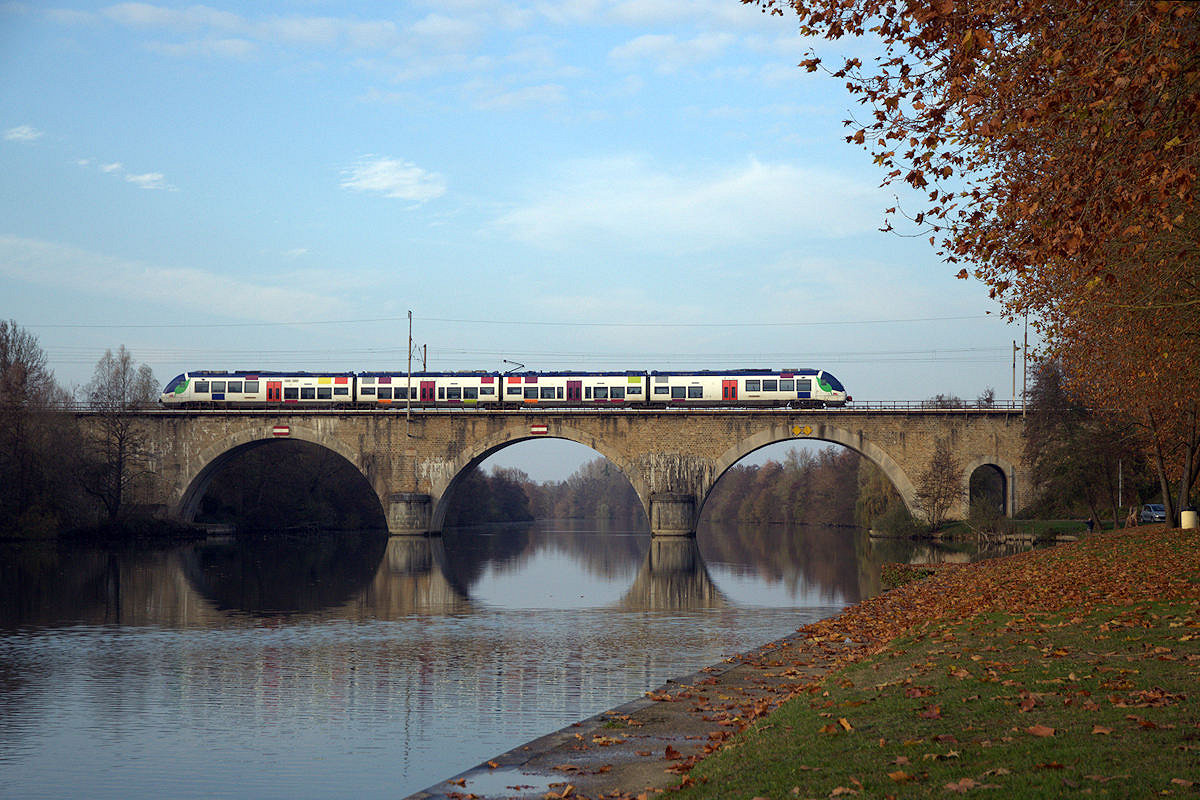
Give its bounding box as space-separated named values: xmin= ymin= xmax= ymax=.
xmin=0 ymin=524 xmax=1022 ymax=800
xmin=621 ymin=537 xmax=726 ymax=609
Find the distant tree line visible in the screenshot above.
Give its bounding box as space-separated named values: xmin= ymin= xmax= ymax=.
xmin=1 ymin=321 xmax=162 ymax=536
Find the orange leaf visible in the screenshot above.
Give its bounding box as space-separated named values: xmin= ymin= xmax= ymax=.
xmin=1027 ymin=724 xmax=1055 ymax=737
xmin=1091 ymin=725 xmax=1113 ymax=735
xmin=838 ymin=717 xmax=853 ymax=731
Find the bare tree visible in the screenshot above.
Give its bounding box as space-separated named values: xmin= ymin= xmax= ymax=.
xmin=914 ymin=438 xmax=965 ymax=529
xmin=79 ymin=346 xmax=158 ymax=520
xmin=0 ymin=320 xmax=68 ymax=522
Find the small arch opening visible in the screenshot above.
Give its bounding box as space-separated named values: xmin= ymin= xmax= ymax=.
xmin=969 ymin=463 xmax=1007 ymax=525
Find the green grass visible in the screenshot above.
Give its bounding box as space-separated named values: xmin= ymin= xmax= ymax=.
xmin=676 ymin=601 xmax=1200 ymax=799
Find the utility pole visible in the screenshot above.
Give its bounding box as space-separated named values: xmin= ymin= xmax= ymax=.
xmin=1022 ymin=313 xmax=1028 ymax=417
xmin=1012 ymin=340 xmax=1018 ymax=407
xmin=406 ymin=310 xmax=413 ymax=426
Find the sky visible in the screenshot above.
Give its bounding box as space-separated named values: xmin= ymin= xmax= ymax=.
xmin=1 ymin=1 xmax=1031 ymax=480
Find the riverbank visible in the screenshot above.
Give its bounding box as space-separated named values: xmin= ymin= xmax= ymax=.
xmin=410 ymin=525 xmax=1199 ymax=799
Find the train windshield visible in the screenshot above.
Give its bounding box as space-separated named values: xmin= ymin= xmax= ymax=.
xmin=162 ymin=374 xmax=187 ymax=394
xmin=817 ymin=371 xmax=845 ymax=393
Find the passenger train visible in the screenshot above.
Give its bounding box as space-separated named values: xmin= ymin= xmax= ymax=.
xmin=159 ymin=368 xmax=850 ymax=408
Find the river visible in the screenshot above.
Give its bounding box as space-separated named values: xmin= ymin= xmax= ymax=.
xmin=0 ymin=520 xmax=979 ymax=799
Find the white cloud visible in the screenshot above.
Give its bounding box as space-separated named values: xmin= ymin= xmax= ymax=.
xmin=146 ymin=37 xmax=257 ymax=58
xmin=475 ymin=83 xmax=566 ymax=110
xmin=340 ymin=156 xmax=446 ymax=202
xmin=125 ymin=171 xmax=173 ymax=190
xmin=0 ymin=235 xmax=350 ymax=321
xmin=4 ymin=124 xmax=42 ymax=142
xmin=99 ymin=161 xmax=123 ymax=173
xmin=609 ymin=32 xmax=734 ymax=72
xmin=492 ymin=155 xmax=882 ymax=252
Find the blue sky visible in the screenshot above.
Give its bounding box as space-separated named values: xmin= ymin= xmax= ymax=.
xmin=1 ymin=2 xmax=1028 ymax=478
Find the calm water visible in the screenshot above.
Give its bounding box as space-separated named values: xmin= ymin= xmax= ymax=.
xmin=0 ymin=521 xmax=962 ymax=799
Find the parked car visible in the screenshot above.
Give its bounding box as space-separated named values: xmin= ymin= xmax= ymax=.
xmin=1140 ymin=503 xmax=1167 ymax=523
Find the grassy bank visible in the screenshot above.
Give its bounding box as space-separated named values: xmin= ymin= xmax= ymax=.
xmin=673 ymin=527 xmax=1200 ymax=799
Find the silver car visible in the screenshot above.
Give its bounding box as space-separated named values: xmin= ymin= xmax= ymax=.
xmin=1140 ymin=503 xmax=1167 ymax=523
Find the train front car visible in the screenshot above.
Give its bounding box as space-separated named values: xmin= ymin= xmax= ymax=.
xmin=160 ymin=373 xmax=190 ymax=404
xmin=812 ymin=370 xmax=850 ymax=407
xmin=647 ymin=369 xmax=850 ymax=408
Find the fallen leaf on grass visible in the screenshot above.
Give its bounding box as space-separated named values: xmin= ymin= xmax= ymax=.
xmin=888 ymin=770 xmax=913 ymax=782
xmin=838 ymin=717 xmax=853 ymax=731
xmin=1026 ymin=724 xmax=1055 ymax=737
xmin=919 ymin=704 xmax=942 ymax=719
xmin=1091 ymin=725 xmax=1113 ymax=735
xmin=1172 ymin=778 xmax=1195 ymax=787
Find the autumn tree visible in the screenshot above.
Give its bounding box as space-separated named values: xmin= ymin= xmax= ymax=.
xmin=914 ymin=438 xmax=965 ymax=529
xmin=752 ymin=0 xmax=1199 ymax=522
xmin=79 ymin=346 xmax=158 ymax=520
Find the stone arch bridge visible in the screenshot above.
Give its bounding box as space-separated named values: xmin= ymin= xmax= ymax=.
xmin=114 ymin=408 xmax=1027 ymax=536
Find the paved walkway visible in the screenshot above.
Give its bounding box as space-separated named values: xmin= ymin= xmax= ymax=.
xmin=407 ymin=630 xmax=868 ymax=800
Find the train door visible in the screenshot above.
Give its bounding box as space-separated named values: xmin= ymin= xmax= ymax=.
xmin=567 ymin=380 xmax=582 ymax=404
xmin=722 ymin=380 xmax=738 ymax=402
xmin=420 ymin=381 xmax=436 ymax=403
xmin=266 ymin=381 xmax=282 ymax=403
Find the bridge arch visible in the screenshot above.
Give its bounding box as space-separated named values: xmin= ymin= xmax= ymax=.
xmin=428 ymin=426 xmax=646 ymax=533
xmin=706 ymin=424 xmax=920 ymax=522
xmin=172 ymin=425 xmax=383 ymax=524
xmin=964 ymin=456 xmax=1016 ymax=518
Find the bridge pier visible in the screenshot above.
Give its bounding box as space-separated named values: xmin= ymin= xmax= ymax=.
xmin=649 ymin=492 xmax=696 ymax=537
xmin=387 ymin=493 xmax=433 ymax=536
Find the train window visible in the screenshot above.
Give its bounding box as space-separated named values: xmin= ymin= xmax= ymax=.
xmin=762 ymin=379 xmax=777 ymax=391
xmin=361 ymin=387 xmax=376 ymax=395
xmin=779 ymin=379 xmax=794 ymax=391
xmin=284 ymin=388 xmax=299 ymax=400
xmin=654 ymin=385 xmax=670 ymax=395
xmin=480 ymin=386 xmax=495 ymax=396
xmin=300 ymin=387 xmax=316 ymax=400
xmin=194 ymin=381 xmax=210 ymax=393
xmin=464 ymin=387 xmax=478 ymax=400
xmin=687 ymin=386 xmax=703 ymax=398
xmin=226 ymin=381 xmax=242 ymax=393
xmin=594 ymin=386 xmax=608 ymax=399
xmin=557 ymin=387 xmax=564 ymax=399
xmin=540 ymin=386 xmax=555 ymax=399
xmin=798 ymin=379 xmax=812 ymax=392
xmin=378 ymin=387 xmax=393 ymax=400
xmin=211 ymin=381 xmax=226 ymax=393
xmin=627 ymin=385 xmax=642 ymax=394
xmin=318 ymin=387 xmax=332 ymax=399
xmin=612 ymin=386 xmax=625 ymax=399
xmin=243 ymin=380 xmax=259 ymax=393
xmin=507 ymin=386 xmax=522 ymax=396
xmin=585 ymin=387 xmax=592 ymax=399
xmin=524 ymin=387 xmax=538 ymax=399
xmin=447 ymin=387 xmax=461 ymax=400
xmin=334 ymin=386 xmax=349 ymax=396
xmin=745 ymin=379 xmax=760 ymax=392
xmin=671 ymin=386 xmax=685 ymax=399
xmin=361 ymin=376 xmax=375 ymax=384
xmin=438 ymin=388 xmax=446 ymax=400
